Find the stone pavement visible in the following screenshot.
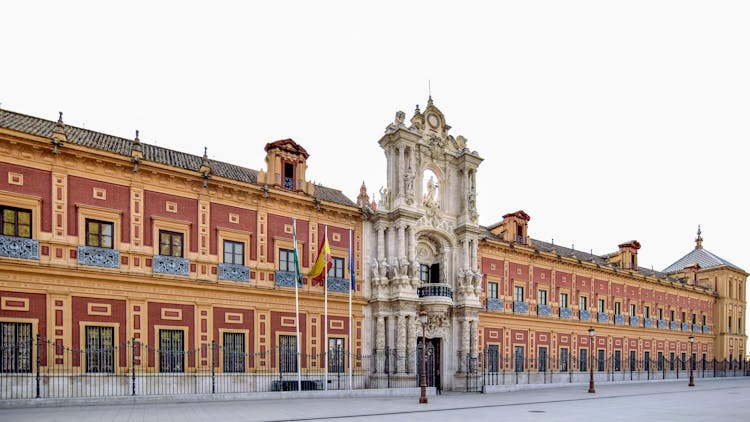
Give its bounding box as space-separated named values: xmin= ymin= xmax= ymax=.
xmin=2 ymin=377 xmax=749 ymax=421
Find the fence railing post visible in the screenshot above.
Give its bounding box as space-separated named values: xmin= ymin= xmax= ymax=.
xmin=131 ymin=337 xmax=136 ymax=396
xmin=211 ymin=340 xmax=216 ymax=394
xmin=35 ymin=334 xmax=41 ymax=399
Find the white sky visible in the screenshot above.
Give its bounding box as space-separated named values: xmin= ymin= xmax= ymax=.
xmin=2 ymin=1 xmax=748 ymax=340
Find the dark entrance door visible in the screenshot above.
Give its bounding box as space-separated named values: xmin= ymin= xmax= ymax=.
xmin=417 ymin=338 xmax=440 ymax=392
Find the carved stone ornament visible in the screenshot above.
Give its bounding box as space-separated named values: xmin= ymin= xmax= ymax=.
xmin=425 ymin=312 xmax=450 ymax=338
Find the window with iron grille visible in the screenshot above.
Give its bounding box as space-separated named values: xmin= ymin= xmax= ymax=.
xmin=223 ymin=240 xmax=244 ymax=265
xmin=514 ymin=346 xmax=524 ymax=372
xmin=629 ymin=350 xmax=636 ymax=371
xmin=598 ymin=349 xmax=605 ymax=371
xmin=328 ymin=257 xmax=344 ymax=278
xmin=644 ymin=352 xmax=651 ymax=371
xmin=279 ymin=335 xmax=297 ymax=373
xmin=0 ymin=322 xmax=32 ymax=373
xmin=1 ymin=207 xmax=32 ymax=238
xmin=86 ymin=326 xmax=114 ymax=373
xmin=681 ymin=352 xmax=686 ymax=370
xmin=579 ymin=348 xmax=587 ymax=372
xmin=487 ymin=344 xmax=499 ymax=372
xmin=328 ymin=337 xmax=345 ymax=373
xmin=559 ymin=347 xmax=568 ymax=372
xmin=670 ymin=352 xmax=675 ymax=370
xmin=658 ymin=352 xmax=664 ymax=371
xmin=614 ymin=350 xmax=621 ymax=371
xmin=223 ymin=332 xmax=245 ymax=373
xmin=159 ymin=230 xmax=184 ymax=257
xmin=159 ymin=329 xmax=184 ymax=373
xmin=538 ymin=347 xmax=547 ymax=372
xmin=279 ymin=249 xmax=295 ymax=272
xmin=85 ymin=219 xmax=113 ymax=248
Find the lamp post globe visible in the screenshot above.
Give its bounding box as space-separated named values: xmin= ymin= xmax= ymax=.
xmin=588 ymin=327 xmax=596 ymax=393
xmin=688 ymin=335 xmax=695 ymax=387
xmin=419 ymin=310 xmax=429 ymax=404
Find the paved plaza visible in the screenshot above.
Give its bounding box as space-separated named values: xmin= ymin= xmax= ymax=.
xmin=2 ymin=378 xmax=749 ymax=421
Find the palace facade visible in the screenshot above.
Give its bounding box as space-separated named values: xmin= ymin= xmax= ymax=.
xmin=0 ymin=100 xmax=746 ymax=395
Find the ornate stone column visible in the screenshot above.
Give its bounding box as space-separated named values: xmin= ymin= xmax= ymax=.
xmin=406 ymin=314 xmax=415 ymax=373
xmin=459 ymin=319 xmax=470 ymax=373
xmin=376 ymin=316 xmax=386 ymax=372
xmin=396 ymin=314 xmax=406 ymax=373
xmin=471 ymin=318 xmax=479 ymax=358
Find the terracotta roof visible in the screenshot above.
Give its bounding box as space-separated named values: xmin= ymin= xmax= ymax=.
xmin=0 ymin=109 xmax=355 ymax=207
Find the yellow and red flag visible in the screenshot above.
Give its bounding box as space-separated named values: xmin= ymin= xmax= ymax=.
xmin=308 ymin=232 xmax=331 ymax=284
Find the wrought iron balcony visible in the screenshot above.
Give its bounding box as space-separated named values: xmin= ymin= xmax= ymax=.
xmin=692 ymin=324 xmax=701 ymax=332
xmin=658 ymin=319 xmax=666 ymax=329
xmin=218 ymin=263 xmax=249 ymax=282
xmin=702 ymin=325 xmax=710 ymax=334
xmin=629 ymin=316 xmax=639 ymax=326
xmin=275 ymin=270 xmax=299 ymax=288
xmin=153 ymin=255 xmax=189 ymax=276
xmin=579 ymin=310 xmax=591 ymax=321
xmin=537 ymin=304 xmax=551 ymax=316
xmin=417 ymin=283 xmax=453 ymax=299
xmin=327 ymin=277 xmax=350 ymax=293
xmin=644 ymin=318 xmax=653 ymax=328
xmin=513 ymin=301 xmax=528 ymax=314
xmin=486 ymin=297 xmax=503 ymax=311
xmin=0 ymin=235 xmax=39 ymax=260
xmin=614 ymin=314 xmax=625 ymax=325
xmin=78 ymin=245 xmax=119 ymax=268
xmin=670 ymin=321 xmax=679 ymax=330
xmin=681 ymin=322 xmax=690 ymax=331
xmin=597 ymin=312 xmax=609 ymax=323
xmin=559 ymin=307 xmax=572 ymax=319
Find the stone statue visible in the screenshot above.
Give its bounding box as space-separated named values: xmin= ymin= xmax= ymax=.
xmin=424 ymin=176 xmax=437 ymax=205
xmin=385 ymin=110 xmax=407 ymax=133
xmin=378 ymin=186 xmax=389 ymax=207
xmin=404 ymin=167 xmax=414 ymax=196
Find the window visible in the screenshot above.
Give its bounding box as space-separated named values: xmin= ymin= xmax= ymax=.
xmin=514 ymin=286 xmax=524 ymax=302
xmin=598 ymin=349 xmax=605 ymax=371
xmin=692 ymin=313 xmax=696 ymax=325
xmin=691 ymin=353 xmax=696 ymax=370
xmin=658 ymin=352 xmax=664 ymax=371
xmin=514 ymin=346 xmax=524 ymax=372
xmin=223 ymin=332 xmax=245 ymax=373
xmin=1 ymin=207 xmax=32 ymax=238
xmin=538 ymin=347 xmax=547 ymax=372
xmin=669 ymin=352 xmax=675 ymax=370
xmin=614 ymin=350 xmax=621 ymax=371
xmin=644 ymin=306 xmax=650 ymax=319
xmin=85 ymin=219 xmax=113 ymax=248
xmin=0 ymin=322 xmax=32 ymax=373
xmin=559 ymin=293 xmax=568 ymax=308
xmin=328 ymin=337 xmax=345 ymax=373
xmin=279 ymin=335 xmax=298 ymax=373
xmin=579 ymin=296 xmax=587 ymax=310
xmin=223 ymin=240 xmax=244 ymax=265
xmin=488 ymin=344 xmax=499 ymax=372
xmin=579 ymin=349 xmax=587 ymax=372
xmin=85 ymin=326 xmax=114 ymax=373
xmin=729 ymin=316 xmax=732 ymax=332
xmin=279 ymin=249 xmax=295 ymax=272
xmin=560 ymin=347 xmax=569 ymax=372
xmin=680 ymin=352 xmax=686 ymax=370
xmin=629 ymin=351 xmax=636 ymax=371
xmin=670 ymin=310 xmax=675 ymax=321
xmin=419 ymin=264 xmax=430 ymax=283
xmin=516 ymin=224 xmax=524 ymax=243
xmin=738 ymin=318 xmax=742 ymax=334
xmin=487 ymin=282 xmax=498 ymax=299
xmin=159 ymin=230 xmax=184 ymax=257
xmin=682 ymin=311 xmax=686 ymax=322
xmin=658 ymin=308 xmax=664 ymax=320
xmin=159 ymin=329 xmax=184 ymax=373
xmin=538 ymin=289 xmax=547 ymax=305
xmin=703 ymin=315 xmax=707 ymax=326
xmin=644 ymin=352 xmax=650 ymax=371
xmin=328 ymin=257 xmax=344 ymax=278
xmin=615 ymin=302 xmax=622 ymax=316
xmin=283 ymin=162 xmax=295 ymax=190
xmin=629 ymin=303 xmax=636 ymax=316
xmin=597 ymin=299 xmax=605 ymax=314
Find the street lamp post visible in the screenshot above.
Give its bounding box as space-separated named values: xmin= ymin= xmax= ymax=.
xmin=419 ymin=310 xmax=429 ymax=404
xmin=688 ymin=335 xmax=695 ymax=387
xmin=588 ymin=327 xmax=596 ymax=393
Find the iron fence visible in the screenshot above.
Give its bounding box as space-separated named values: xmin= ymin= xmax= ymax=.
xmin=1 ymin=337 xmax=428 ymax=400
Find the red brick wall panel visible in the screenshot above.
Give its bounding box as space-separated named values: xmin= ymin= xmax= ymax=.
xmin=0 ymin=291 xmax=47 ymax=364
xmin=0 ymin=163 xmax=52 ymax=232
xmin=71 ymin=296 xmax=127 ymax=367
xmin=67 ymin=176 xmax=131 ymax=242
xmin=147 ymin=302 xmax=196 ymax=368
xmin=143 ymin=191 xmax=199 ymax=252
xmin=267 ymin=214 xmax=309 ymax=266
xmin=209 ymin=203 xmax=257 ymax=259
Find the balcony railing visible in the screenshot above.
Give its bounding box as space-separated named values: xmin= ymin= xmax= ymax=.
xmin=537 ymin=304 xmax=551 ymax=316
xmin=78 ymin=245 xmax=119 ymax=269
xmin=670 ymin=321 xmax=679 ymax=330
xmin=658 ymin=319 xmax=667 ymax=329
xmin=417 ymin=283 xmax=453 ymax=299
xmin=597 ymin=312 xmax=609 ymax=323
xmin=153 ymin=255 xmax=190 ymax=276
xmin=579 ymin=310 xmax=591 ymax=321
xmin=559 ymin=307 xmax=572 ymax=319
xmin=614 ymin=314 xmax=625 ymax=325
xmin=644 ymin=318 xmax=653 ymax=328
xmin=629 ymin=316 xmax=639 ymax=326
xmin=275 ymin=270 xmax=299 ymax=288
xmin=681 ymin=322 xmax=690 ymax=331
xmin=327 ymin=277 xmax=349 ymax=293
xmin=218 ymin=263 xmax=250 ymax=282
xmin=486 ymin=298 xmax=503 ymax=311
xmin=692 ymin=323 xmax=701 ymax=332
xmin=0 ymin=235 xmax=39 ymax=260
xmin=702 ymin=325 xmax=710 ymax=334
xmin=513 ymin=301 xmax=528 ymax=314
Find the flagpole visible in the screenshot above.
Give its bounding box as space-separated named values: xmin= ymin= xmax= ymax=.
xmin=293 ymin=218 xmax=302 ymax=392
xmin=324 ymin=225 xmax=329 ymax=391
xmin=348 ymin=228 xmax=353 ymax=390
